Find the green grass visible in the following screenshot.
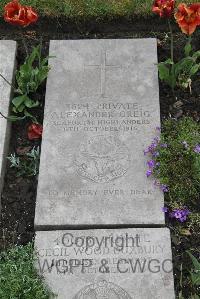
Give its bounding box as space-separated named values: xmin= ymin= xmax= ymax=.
xmin=145 ymin=117 xmax=200 ymax=239
xmin=145 ymin=117 xmax=200 ymax=234
xmin=0 ymin=0 xmax=200 ymax=19
xmin=149 ymin=117 xmax=200 ymax=208
xmin=0 ymin=243 xmax=52 ymax=299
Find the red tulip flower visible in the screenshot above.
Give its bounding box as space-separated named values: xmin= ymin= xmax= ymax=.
xmin=175 ymin=3 xmax=200 ymax=35
xmin=152 ymin=0 xmax=175 ymax=18
xmin=28 ymin=123 xmax=43 ymax=140
xmin=4 ymin=0 xmax=38 ymax=27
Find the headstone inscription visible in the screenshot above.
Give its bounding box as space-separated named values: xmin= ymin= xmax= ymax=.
xmin=0 ymin=41 xmax=17 ymax=210
xmin=35 ymin=39 xmax=164 ymax=228
xmin=35 ymin=228 xmax=175 ymax=299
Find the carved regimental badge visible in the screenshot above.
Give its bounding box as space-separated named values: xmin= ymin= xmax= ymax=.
xmin=73 ymin=279 xmax=132 ymax=299
xmin=75 ymin=135 xmax=130 ymax=183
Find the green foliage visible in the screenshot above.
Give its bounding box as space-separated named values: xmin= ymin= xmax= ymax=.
xmin=186 ymin=252 xmax=200 ymax=298
xmin=151 ymin=118 xmax=200 ymax=208
xmin=194 ymin=155 xmax=200 ymax=182
xmin=0 ymin=243 xmax=52 ymax=299
xmin=188 ymin=252 xmax=200 ymax=287
xmin=16 ymin=45 xmax=50 ymax=95
xmin=146 ymin=117 xmax=200 ymax=216
xmin=188 ymin=213 xmax=200 ymax=236
xmin=147 ymin=119 xmax=200 ymax=298
xmin=12 ymin=95 xmax=39 ymax=113
xmin=158 ymin=58 xmax=175 ymax=89
xmin=12 ymin=45 xmax=50 ymax=115
xmin=7 ymin=146 xmax=40 ymax=177
xmin=158 ymin=48 xmax=200 ymax=92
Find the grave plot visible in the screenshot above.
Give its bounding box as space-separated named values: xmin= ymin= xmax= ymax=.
xmin=0 ymin=1 xmax=199 ymax=298
xmin=34 ymin=38 xmax=175 ymax=298
xmin=0 ymin=40 xmax=17 ymax=209
xmin=35 ymin=39 xmax=164 ymax=228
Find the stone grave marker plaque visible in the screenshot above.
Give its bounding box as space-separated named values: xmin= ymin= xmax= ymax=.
xmin=35 ymin=39 xmax=164 ymax=228
xmin=0 ymin=40 xmax=16 ymax=209
xmin=35 ymin=228 xmax=175 ymax=299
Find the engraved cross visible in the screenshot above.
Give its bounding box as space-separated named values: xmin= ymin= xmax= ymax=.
xmin=84 ymin=51 xmax=121 ymax=97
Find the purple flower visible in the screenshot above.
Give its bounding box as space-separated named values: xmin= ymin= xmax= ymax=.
xmin=183 ymin=209 xmax=190 ymax=216
xmin=170 ymin=208 xmax=190 ymax=223
xmin=156 ymin=126 xmax=161 ymax=131
xmin=146 ymin=169 xmax=152 ymax=177
xmin=144 ymin=142 xmax=158 ymax=155
xmin=160 ymin=184 xmax=169 ymax=193
xmin=144 ymin=136 xmax=162 ymax=156
xmin=147 ymin=160 xmax=156 ymax=168
xmin=153 ymin=136 xmax=160 ymax=143
xmin=151 ymin=141 xmax=158 ymax=149
xmin=194 ymin=144 xmax=200 ymax=153
xmin=160 ymin=143 xmax=168 ymax=148
xmin=182 ymin=141 xmax=189 ymax=149
xmin=152 ymin=151 xmax=160 ymax=157
xmin=144 ymin=149 xmax=149 ymax=155
xmin=162 ymin=207 xmax=168 ymax=213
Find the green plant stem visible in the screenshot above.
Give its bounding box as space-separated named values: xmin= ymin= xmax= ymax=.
xmin=168 ymin=19 xmax=174 ymax=63
xmin=20 ymin=28 xmax=29 ymax=58
xmin=187 ymin=35 xmax=192 ymax=55
xmin=0 ymin=73 xmax=16 ymax=91
xmin=0 ymin=111 xmax=8 ymax=120
xmin=179 ymin=263 xmax=183 ymax=298
xmin=168 ymin=19 xmax=175 ymax=95
xmin=0 ymin=111 xmax=26 ymax=122
xmin=188 ymin=35 xmax=192 ymax=45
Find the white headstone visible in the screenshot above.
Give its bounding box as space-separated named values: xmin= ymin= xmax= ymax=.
xmin=35 ymin=39 xmax=164 ymax=228
xmin=35 ymin=228 xmax=175 ymax=299
xmin=0 ymin=40 xmax=17 ymax=210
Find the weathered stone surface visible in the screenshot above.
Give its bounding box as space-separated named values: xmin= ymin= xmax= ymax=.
xmin=35 ymin=39 xmax=164 ymax=228
xmin=0 ymin=41 xmax=17 ymax=208
xmin=35 ymin=228 xmax=175 ymax=299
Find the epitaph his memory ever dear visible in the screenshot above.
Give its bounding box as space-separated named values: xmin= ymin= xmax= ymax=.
xmin=35 ymin=39 xmax=164 ymax=228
